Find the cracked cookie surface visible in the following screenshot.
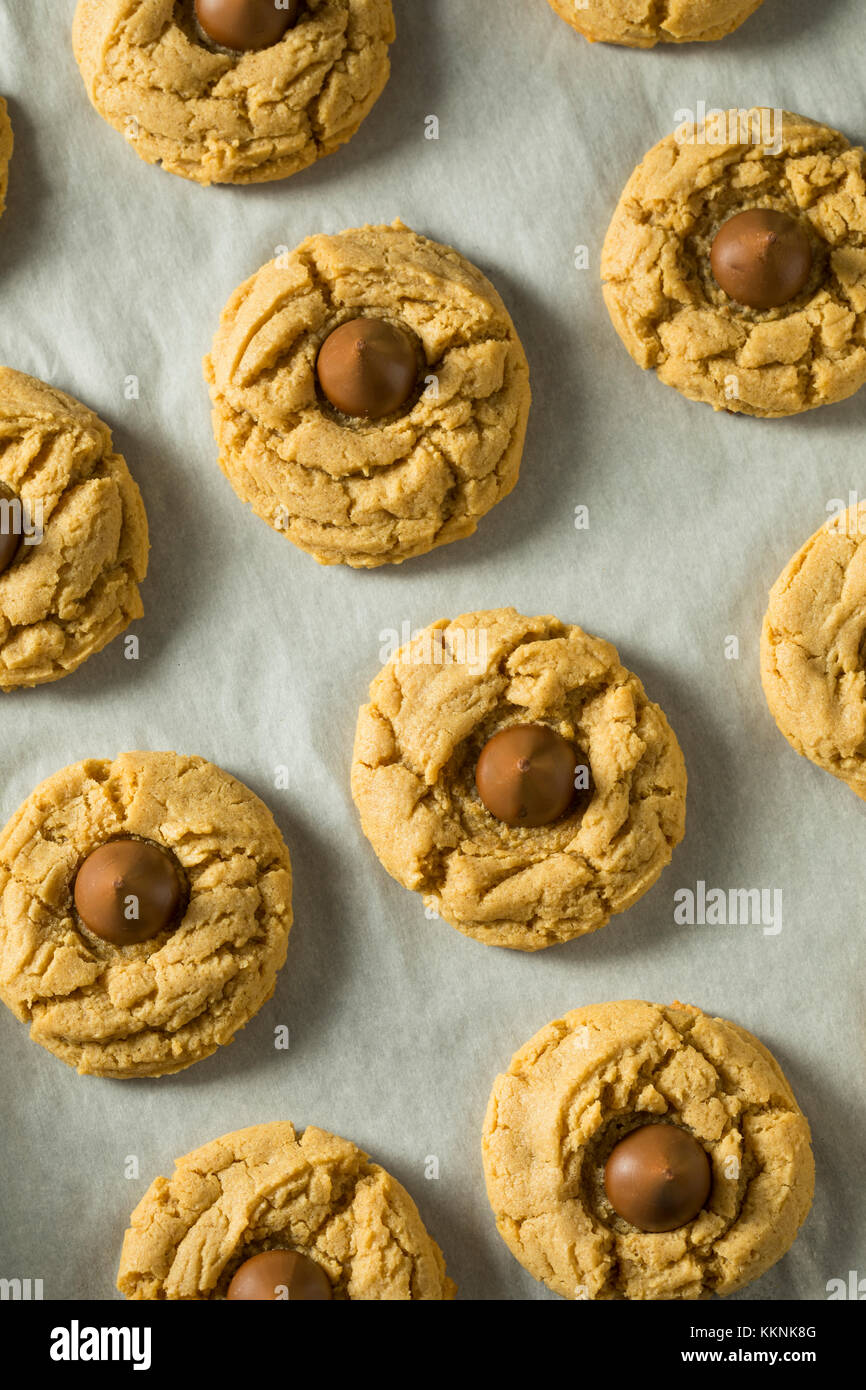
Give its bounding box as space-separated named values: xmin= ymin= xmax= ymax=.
xmin=602 ymin=109 xmax=866 ymax=416
xmin=117 ymin=1121 xmax=456 ymax=1299
xmin=72 ymin=0 xmax=395 ymax=186
xmin=482 ymin=1000 xmax=814 ymax=1300
xmin=205 ymin=222 xmax=531 ymax=568
xmin=0 ymin=368 xmax=148 ymax=691
xmin=546 ymin=0 xmax=764 ymax=46
xmin=761 ymin=499 xmax=866 ymax=800
xmin=350 ymin=608 xmax=686 ymax=950
xmin=0 ymin=752 xmax=293 ymax=1078
xmin=0 ymin=98 xmax=12 ymax=218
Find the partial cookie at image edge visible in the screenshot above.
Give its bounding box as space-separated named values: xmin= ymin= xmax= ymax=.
xmin=601 ymin=108 xmax=866 ymax=418
xmin=760 ymin=499 xmax=866 ymax=800
xmin=117 ymin=1121 xmax=456 ymax=1300
xmin=0 ymin=751 xmax=293 ymax=1078
xmin=71 ymin=0 xmax=396 ymax=186
xmin=0 ymin=366 xmax=149 ymax=691
xmin=546 ymin=0 xmax=765 ymax=47
xmin=0 ymin=98 xmax=12 ymax=218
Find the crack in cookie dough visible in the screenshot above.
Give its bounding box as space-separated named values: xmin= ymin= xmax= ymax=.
xmin=546 ymin=0 xmax=764 ymax=46
xmin=117 ymin=1121 xmax=456 ymax=1299
xmin=0 ymin=98 xmax=12 ymax=219
xmin=761 ymin=499 xmax=866 ymax=799
xmin=351 ymin=609 xmax=686 ymax=949
xmin=602 ymin=109 xmax=866 ymax=416
xmin=72 ymin=0 xmax=395 ymax=186
xmin=0 ymin=752 xmax=293 ymax=1077
xmin=204 ymin=222 xmax=532 ymax=568
xmin=0 ymin=368 xmax=148 ymax=690
xmin=482 ymin=1000 xmax=814 ymax=1300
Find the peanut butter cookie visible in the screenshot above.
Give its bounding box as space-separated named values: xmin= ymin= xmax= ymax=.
xmin=761 ymin=499 xmax=866 ymax=800
xmin=546 ymin=0 xmax=764 ymax=47
xmin=72 ymin=0 xmax=395 ymax=186
xmin=0 ymin=98 xmax=12 ymax=218
xmin=351 ymin=608 xmax=686 ymax=949
xmin=602 ymin=109 xmax=866 ymax=417
xmin=204 ymin=222 xmax=531 ymax=568
xmin=0 ymin=752 xmax=293 ymax=1078
xmin=482 ymin=1000 xmax=814 ymax=1300
xmin=0 ymin=368 xmax=148 ymax=691
xmin=118 ymin=1121 xmax=455 ymax=1299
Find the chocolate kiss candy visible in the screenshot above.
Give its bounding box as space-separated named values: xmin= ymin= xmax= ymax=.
xmin=475 ymin=724 xmax=578 ymax=828
xmin=710 ymin=209 xmax=812 ymax=310
xmin=194 ymin=0 xmax=301 ymax=53
xmin=73 ymin=838 xmax=186 ymax=945
xmin=604 ymin=1124 xmax=712 ymax=1232
xmin=316 ymin=318 xmax=417 ymax=419
xmin=226 ymin=1250 xmax=333 ymax=1300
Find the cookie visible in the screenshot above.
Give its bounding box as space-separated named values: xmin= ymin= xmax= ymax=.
xmin=204 ymin=221 xmax=531 ymax=568
xmin=482 ymin=1000 xmax=814 ymax=1300
xmin=602 ymin=109 xmax=866 ymax=417
xmin=546 ymin=0 xmax=764 ymax=46
xmin=0 ymin=98 xmax=12 ymax=219
xmin=72 ymin=0 xmax=395 ymax=186
xmin=0 ymin=368 xmax=148 ymax=691
xmin=761 ymin=500 xmax=866 ymax=800
xmin=351 ymin=608 xmax=686 ymax=950
xmin=117 ymin=1121 xmax=456 ymax=1299
xmin=0 ymin=752 xmax=293 ymax=1078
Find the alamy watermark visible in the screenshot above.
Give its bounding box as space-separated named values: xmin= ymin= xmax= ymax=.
xmin=826 ymin=491 xmax=866 ymax=537
xmin=0 ymin=494 xmax=43 ymax=546
xmin=378 ymin=621 xmax=489 ymax=675
xmin=674 ymin=880 xmax=782 ymax=936
xmin=674 ymin=105 xmax=783 ymax=157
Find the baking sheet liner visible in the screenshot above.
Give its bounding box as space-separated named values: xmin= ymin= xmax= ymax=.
xmin=0 ymin=0 xmax=862 ymax=1299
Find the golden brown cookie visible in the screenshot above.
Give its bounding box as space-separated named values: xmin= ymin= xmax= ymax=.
xmin=204 ymin=221 xmax=531 ymax=568
xmin=351 ymin=608 xmax=686 ymax=949
xmin=482 ymin=1000 xmax=814 ymax=1300
xmin=0 ymin=368 xmax=148 ymax=690
xmin=546 ymin=0 xmax=764 ymax=47
xmin=117 ymin=1121 xmax=455 ymax=1299
xmin=602 ymin=109 xmax=866 ymax=417
xmin=0 ymin=752 xmax=293 ymax=1078
xmin=0 ymin=98 xmax=12 ymax=218
xmin=761 ymin=499 xmax=866 ymax=799
xmin=72 ymin=0 xmax=395 ymax=186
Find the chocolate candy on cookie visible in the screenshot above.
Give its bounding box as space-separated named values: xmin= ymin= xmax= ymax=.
xmin=195 ymin=0 xmax=301 ymax=53
xmin=316 ymin=318 xmax=417 ymax=420
xmin=475 ymin=724 xmax=578 ymax=827
xmin=604 ymin=1123 xmax=712 ymax=1232
xmin=226 ymin=1250 xmax=332 ymax=1301
xmin=710 ymin=209 xmax=812 ymax=310
xmin=73 ymin=839 xmax=187 ymax=945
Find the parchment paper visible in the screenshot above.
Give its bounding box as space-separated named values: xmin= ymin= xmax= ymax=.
xmin=0 ymin=0 xmax=863 ymax=1301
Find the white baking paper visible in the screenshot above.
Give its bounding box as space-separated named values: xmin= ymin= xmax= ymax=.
xmin=0 ymin=0 xmax=863 ymax=1301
